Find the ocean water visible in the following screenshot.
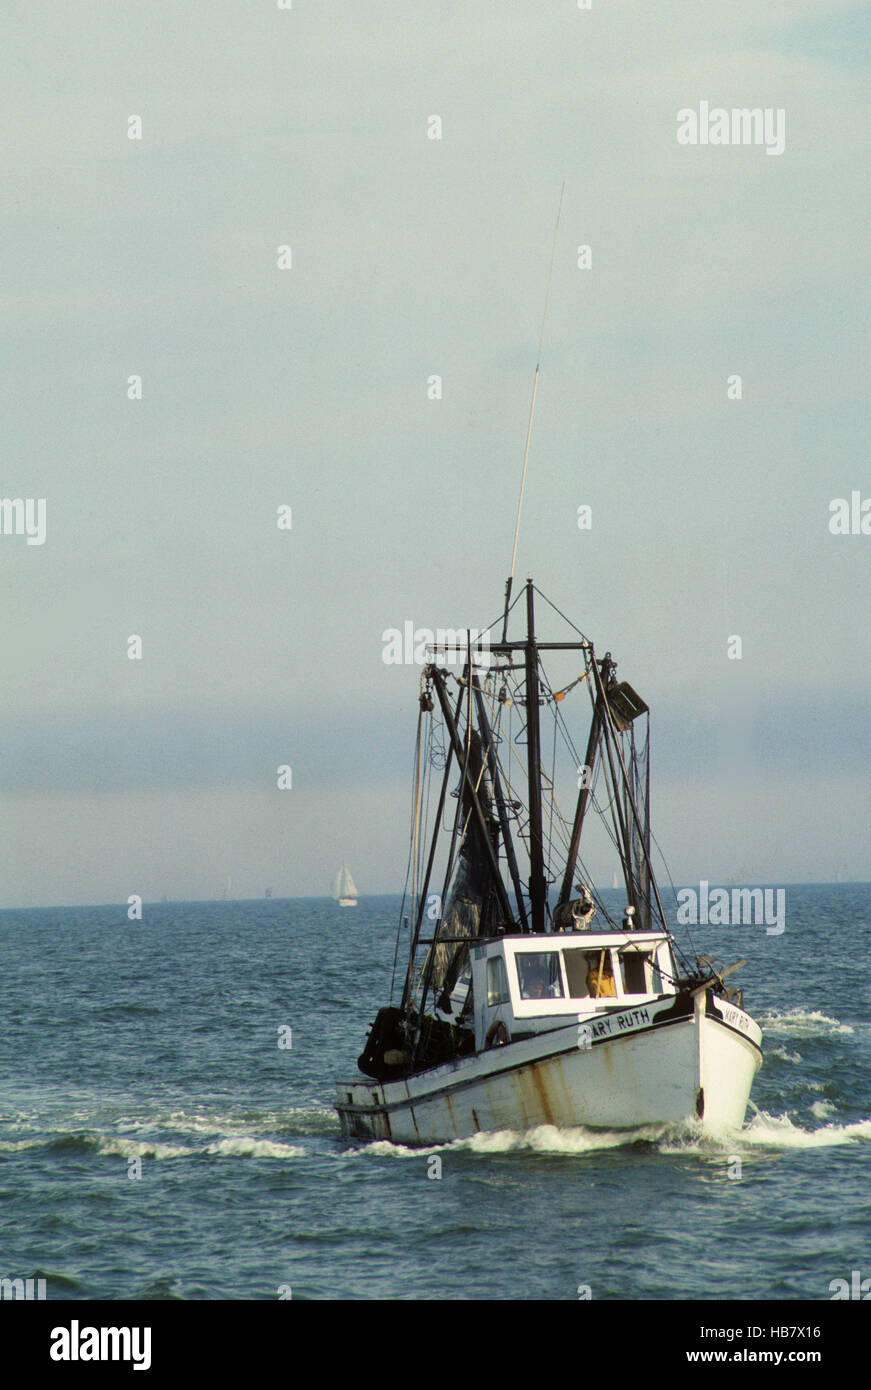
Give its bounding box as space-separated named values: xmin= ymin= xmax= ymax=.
xmin=0 ymin=886 xmax=868 ymax=1301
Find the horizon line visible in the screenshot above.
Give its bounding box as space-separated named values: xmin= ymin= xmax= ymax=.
xmin=0 ymin=880 xmax=867 ymax=913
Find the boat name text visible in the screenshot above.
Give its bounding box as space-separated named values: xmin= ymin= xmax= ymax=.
xmin=715 ymin=1001 xmax=752 ymax=1034
xmin=588 ymin=1006 xmax=651 ymax=1041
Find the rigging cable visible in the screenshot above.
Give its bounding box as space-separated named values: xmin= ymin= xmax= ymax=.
xmin=391 ymin=704 xmax=426 ymax=1001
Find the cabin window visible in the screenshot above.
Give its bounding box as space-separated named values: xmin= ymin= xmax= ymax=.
xmin=619 ymin=952 xmax=649 ymax=994
xmin=563 ymin=948 xmax=592 ymax=998
xmin=564 ymin=948 xmax=665 ymax=998
xmin=618 ymin=951 xmax=662 ymax=995
xmin=487 ymin=955 xmax=510 ymax=1006
xmin=562 ymin=948 xmax=617 ymax=999
xmin=516 ymin=952 xmax=564 ymax=1000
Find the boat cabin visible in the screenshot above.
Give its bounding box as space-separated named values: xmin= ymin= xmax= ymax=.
xmin=468 ymin=932 xmax=676 ymax=1049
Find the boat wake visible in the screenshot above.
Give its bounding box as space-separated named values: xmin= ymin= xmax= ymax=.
xmin=736 ymin=1110 xmax=871 ymax=1149
xmin=343 ymin=1109 xmax=871 ymax=1160
xmin=343 ymin=1120 xmax=704 ymax=1159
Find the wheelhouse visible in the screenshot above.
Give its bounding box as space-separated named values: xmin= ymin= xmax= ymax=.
xmin=470 ymin=932 xmax=677 ymax=1049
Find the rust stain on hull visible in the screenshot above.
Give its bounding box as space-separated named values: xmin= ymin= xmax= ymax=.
xmin=530 ymin=1061 xmax=556 ymax=1125
xmin=445 ymin=1091 xmax=458 ymax=1136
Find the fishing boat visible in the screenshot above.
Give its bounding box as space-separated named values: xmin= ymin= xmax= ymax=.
xmin=335 ymin=197 xmax=762 ymax=1144
xmin=335 ymin=582 xmax=762 ymax=1144
xmin=333 ymin=864 xmax=358 ymax=908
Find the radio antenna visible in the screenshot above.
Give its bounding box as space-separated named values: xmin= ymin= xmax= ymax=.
xmin=501 ymin=182 xmax=565 ymax=643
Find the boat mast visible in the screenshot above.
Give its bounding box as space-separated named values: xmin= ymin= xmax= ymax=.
xmin=496 ymin=192 xmax=564 ymax=924
xmin=524 ymin=580 xmax=547 ymax=933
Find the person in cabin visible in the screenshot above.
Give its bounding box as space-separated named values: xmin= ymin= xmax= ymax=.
xmin=586 ymin=950 xmax=616 ymax=998
xmin=520 ymin=956 xmax=563 ymax=999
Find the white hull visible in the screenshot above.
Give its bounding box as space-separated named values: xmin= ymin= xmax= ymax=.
xmin=336 ymin=992 xmax=762 ymax=1144
xmin=338 ymin=897 xmax=357 ymax=907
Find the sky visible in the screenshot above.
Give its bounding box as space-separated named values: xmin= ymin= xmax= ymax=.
xmin=1 ymin=1 xmax=869 ymax=907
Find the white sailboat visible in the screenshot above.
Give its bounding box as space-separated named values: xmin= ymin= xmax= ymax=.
xmin=333 ymin=864 xmax=358 ymax=907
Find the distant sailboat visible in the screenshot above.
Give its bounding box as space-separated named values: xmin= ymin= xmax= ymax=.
xmin=333 ymin=864 xmax=358 ymax=907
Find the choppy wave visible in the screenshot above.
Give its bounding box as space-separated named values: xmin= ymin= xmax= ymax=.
xmin=0 ymin=1099 xmax=336 ymax=1169
xmin=738 ymin=1111 xmax=871 ymax=1149
xmin=97 ymin=1137 xmax=194 ymax=1159
xmin=810 ymin=1100 xmax=836 ymax=1120
xmin=759 ymin=1009 xmax=854 ymax=1036
xmin=135 ymin=1276 xmax=188 ymax=1301
xmin=1 ymin=1125 xmax=307 ymax=1161
xmin=87 ymin=1004 xmax=163 ymax=1020
xmin=463 ymin=1123 xmax=673 ymax=1155
xmin=34 ymin=1268 xmax=85 ymax=1291
xmin=115 ymin=1106 xmax=335 ymax=1139
xmin=204 ymin=1137 xmax=305 ymax=1158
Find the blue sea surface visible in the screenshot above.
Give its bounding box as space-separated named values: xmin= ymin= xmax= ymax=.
xmin=0 ymin=887 xmax=868 ymax=1300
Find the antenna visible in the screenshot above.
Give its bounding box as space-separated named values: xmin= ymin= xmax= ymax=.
xmin=501 ymin=182 xmax=565 ymax=642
